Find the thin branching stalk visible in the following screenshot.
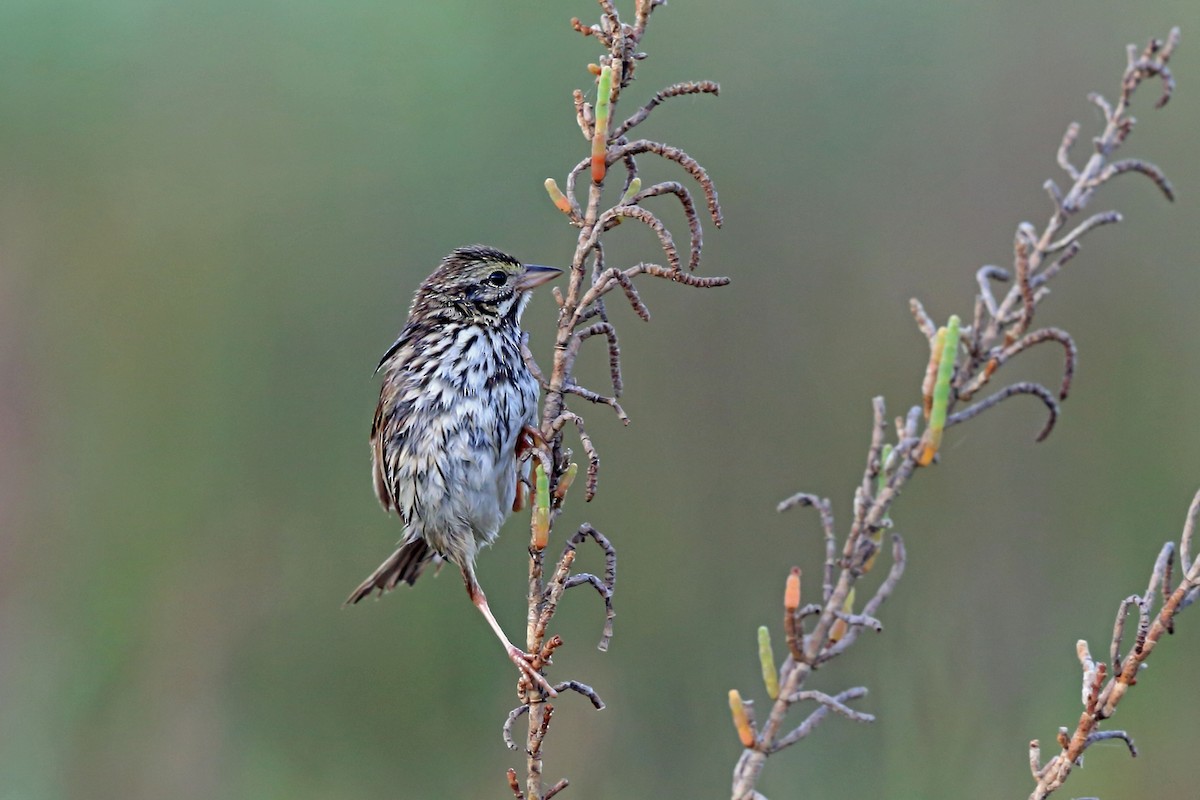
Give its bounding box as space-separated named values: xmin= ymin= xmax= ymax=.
xmin=730 ymin=28 xmax=1179 ymax=800
xmin=506 ymin=2 xmax=728 ymax=797
xmin=1029 ymin=488 xmax=1200 ymax=799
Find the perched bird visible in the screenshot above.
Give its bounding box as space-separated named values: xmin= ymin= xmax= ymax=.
xmin=347 ymin=245 xmax=561 ymax=695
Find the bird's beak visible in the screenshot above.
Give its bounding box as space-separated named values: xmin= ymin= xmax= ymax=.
xmin=515 ymin=264 xmax=562 ymax=291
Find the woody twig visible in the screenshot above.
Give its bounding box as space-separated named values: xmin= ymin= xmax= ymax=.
xmin=730 ymin=27 xmax=1179 ymax=800
xmin=1029 ymin=488 xmax=1200 ymax=799
xmin=511 ymin=2 xmax=728 ymax=797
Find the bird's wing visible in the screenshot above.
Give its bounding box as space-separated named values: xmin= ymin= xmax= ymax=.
xmin=375 ymin=332 xmax=407 ymax=374
xmin=371 ymin=325 xmax=419 ymax=512
xmin=370 ymin=398 xmax=396 ymax=512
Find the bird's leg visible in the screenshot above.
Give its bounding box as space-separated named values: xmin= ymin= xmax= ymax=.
xmin=463 ymin=569 xmax=558 ymax=697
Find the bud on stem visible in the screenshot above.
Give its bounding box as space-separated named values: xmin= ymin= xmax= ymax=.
xmin=728 ymin=689 xmax=755 ymax=747
xmin=918 ymin=315 xmax=961 ymax=466
xmin=591 ymin=65 xmax=613 ymax=184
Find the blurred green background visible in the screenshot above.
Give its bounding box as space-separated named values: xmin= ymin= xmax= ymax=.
xmin=2 ymin=0 xmax=1198 ymax=797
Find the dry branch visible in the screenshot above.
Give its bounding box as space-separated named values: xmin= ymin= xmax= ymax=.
xmin=510 ymin=1 xmax=728 ymax=797
xmin=1029 ymin=489 xmax=1200 ymax=799
xmin=730 ymin=27 xmax=1179 ymax=800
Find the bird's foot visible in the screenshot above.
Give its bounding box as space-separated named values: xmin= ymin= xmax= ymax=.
xmin=515 ymin=425 xmax=550 ymax=465
xmin=514 ymin=425 xmax=552 ymax=512
xmin=507 ymin=644 xmax=557 ymax=698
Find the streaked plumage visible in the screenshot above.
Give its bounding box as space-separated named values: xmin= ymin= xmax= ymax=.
xmin=347 ymin=245 xmax=560 ymax=694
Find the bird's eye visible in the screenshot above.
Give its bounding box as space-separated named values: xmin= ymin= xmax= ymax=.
xmin=486 ymin=270 xmax=508 ymax=287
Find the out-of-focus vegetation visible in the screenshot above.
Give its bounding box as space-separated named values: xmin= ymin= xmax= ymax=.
xmin=1 ymin=1 xmax=1196 ymax=798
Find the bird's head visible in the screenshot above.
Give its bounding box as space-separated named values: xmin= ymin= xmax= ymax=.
xmin=417 ymin=245 xmax=561 ymax=325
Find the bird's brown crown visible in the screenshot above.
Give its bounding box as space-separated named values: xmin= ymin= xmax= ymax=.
xmin=410 ymin=246 xmax=557 ymax=325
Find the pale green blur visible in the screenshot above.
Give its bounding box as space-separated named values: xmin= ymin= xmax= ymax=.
xmin=2 ymin=1 xmax=1198 ymax=798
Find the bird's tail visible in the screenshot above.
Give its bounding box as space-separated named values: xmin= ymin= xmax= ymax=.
xmin=345 ymin=538 xmax=435 ymax=604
